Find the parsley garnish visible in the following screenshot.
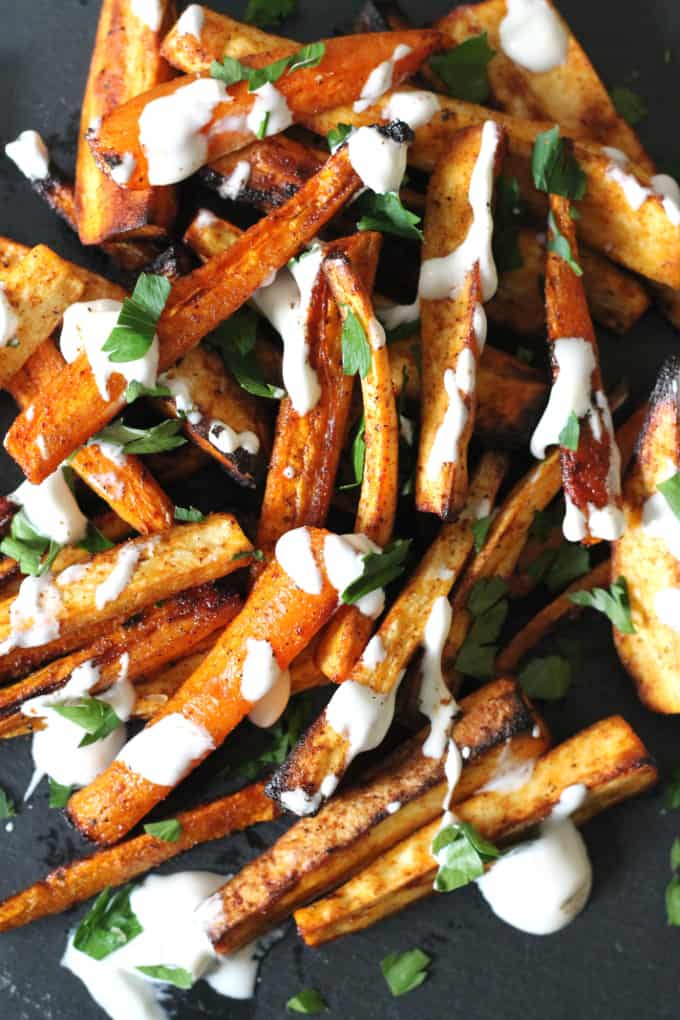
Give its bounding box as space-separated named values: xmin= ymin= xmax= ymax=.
xmin=492 ymin=176 xmax=524 ymax=273
xmin=529 ymin=506 xmax=561 ymax=541
xmin=52 ymin=697 xmax=122 ymax=747
xmin=91 ymin=419 xmax=187 ymax=455
xmin=532 ymin=126 xmax=587 ymax=199
xmin=210 ymin=43 xmax=325 ymax=91
xmin=206 ymin=309 xmax=284 ymax=400
xmin=380 ymin=948 xmax=431 ymax=997
xmin=257 ymin=111 xmax=270 ymax=139
xmin=569 ymin=575 xmax=635 ymax=633
xmin=671 ymin=837 xmax=680 ymax=870
xmin=0 ymin=508 xmax=62 ymax=577
xmin=430 ymin=33 xmax=495 ymax=103
xmin=664 ymin=766 xmax=680 ymax=810
xmin=472 ymin=514 xmax=493 ymax=553
xmin=559 ymin=410 xmax=581 ymax=450
xmin=519 ymin=655 xmax=572 ymax=700
xmin=548 ymin=210 xmax=583 ymax=276
xmin=355 ymin=191 xmax=423 ymax=241
xmin=137 ymin=965 xmax=193 ymax=989
xmin=244 ymin=0 xmax=297 ymax=28
xmin=287 ymin=43 xmax=326 ymax=73
xmin=341 ymin=539 xmax=411 ymax=605
xmin=611 ymin=86 xmax=647 ymax=126
xmin=48 ymin=778 xmax=72 ymax=808
xmin=432 ymin=821 xmax=500 ymax=891
xmin=527 ymin=541 xmax=590 ymax=593
xmin=102 ymin=274 xmax=170 ymax=364
xmin=0 ymin=786 xmax=15 ymax=819
xmin=339 ymin=415 xmax=365 ymax=491
xmin=455 ymin=577 xmax=508 ymax=679
xmin=286 ymin=988 xmax=328 ymax=1014
xmin=667 ymin=876 xmax=680 ymax=925
xmin=78 ymin=523 xmax=115 ymax=555
xmin=143 ymin=819 xmax=182 ymax=842
xmin=125 ymin=380 xmax=171 ymax=403
xmin=229 ymin=694 xmax=314 ymax=779
xmin=658 ymin=472 xmax=680 ymax=522
xmin=231 ymin=548 xmax=264 ymax=563
xmin=341 ymin=307 xmax=371 ymax=378
xmin=327 ymin=123 xmax=352 ymax=152
xmin=73 ymin=885 xmax=142 ymax=960
xmin=173 ymin=505 xmax=205 ymax=523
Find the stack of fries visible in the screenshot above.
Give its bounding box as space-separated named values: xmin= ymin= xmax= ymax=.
xmin=2 ymin=0 xmax=679 ymax=1012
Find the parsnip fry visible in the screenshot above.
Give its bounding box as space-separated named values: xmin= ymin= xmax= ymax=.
xmin=161 ymin=6 xmax=295 ymax=69
xmin=0 ymin=783 xmax=278 ymax=933
xmin=295 ymin=715 xmax=657 ymax=944
xmin=202 ymin=135 xmax=324 ymax=212
xmin=67 ymin=527 xmax=345 ymax=845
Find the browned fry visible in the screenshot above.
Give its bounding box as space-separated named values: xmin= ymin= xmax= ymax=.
xmin=6 ymin=141 xmax=370 ymax=482
xmin=0 ymin=237 xmax=29 ymax=277
xmin=417 ymin=124 xmax=505 ymax=519
xmin=0 ymin=514 xmax=251 ymax=684
xmin=268 ymin=452 xmax=508 ymax=814
xmin=161 ymin=5 xmax=295 ymax=68
xmin=315 ymin=247 xmax=398 ymax=681
xmin=202 ymin=135 xmax=325 ymax=211
xmin=145 ymin=442 xmax=210 ymax=485
xmin=198 ymin=677 xmax=548 ymax=953
xmin=74 ymin=0 xmax=177 ymax=246
xmin=295 ymin=715 xmax=657 ymax=945
xmin=0 ymin=585 xmax=241 ymax=738
xmin=651 ymin=283 xmax=680 ymax=333
xmin=435 ymin=2 xmax=653 ymax=172
xmin=0 ymin=783 xmax=278 ymax=934
xmin=613 ymin=359 xmax=680 ymax=712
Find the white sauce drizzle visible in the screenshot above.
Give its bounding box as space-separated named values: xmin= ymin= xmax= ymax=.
xmin=131 ymin=0 xmax=162 ymax=31
xmin=176 ymin=3 xmax=204 ymax=39
xmin=376 ymin=298 xmax=420 ymax=332
xmin=156 ymin=371 xmax=202 ymax=424
xmin=476 ymin=783 xmax=592 ymax=935
xmin=207 ymin=419 xmax=260 ymax=456
xmin=382 ymin=90 xmax=440 ymax=130
xmin=117 ymin=712 xmax=215 ymax=785
xmin=218 ymin=159 xmax=251 ymax=200
xmin=95 ymin=545 xmax=142 ymax=611
xmin=642 ymin=458 xmax=680 ymax=632
xmin=0 ymin=572 xmax=62 ymax=655
xmin=347 ymin=126 xmax=408 ymax=195
xmin=139 ymin=77 xmax=229 ymax=186
xmin=604 ymin=150 xmax=680 ymax=225
xmin=478 ymin=742 xmax=536 ymax=794
xmin=323 ymin=533 xmax=385 ymax=618
xmin=354 ymin=44 xmax=413 ymax=113
xmin=60 ymin=299 xmax=159 ymax=401
xmin=361 ymin=634 xmax=387 ymax=669
xmin=275 ymin=526 xmax=323 ymax=595
xmin=419 ymin=120 xmax=500 ymax=302
xmin=324 ymin=678 xmax=398 ymax=773
xmin=5 ymin=129 xmax=50 ymax=180
xmin=499 ymin=0 xmax=569 ymax=73
xmin=419 ymin=597 xmax=457 ymax=760
xmin=246 ymin=83 xmax=293 ymax=139
xmin=426 ymin=366 xmax=469 ymax=478
xmin=0 ymin=283 xmax=18 ymax=347
xmin=11 ymin=468 xmax=88 ymax=545
xmin=241 ymin=638 xmax=291 ymax=728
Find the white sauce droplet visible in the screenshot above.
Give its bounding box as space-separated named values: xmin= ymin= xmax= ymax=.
xmin=354 ymin=44 xmax=413 ymax=113
xmin=241 ymin=639 xmax=291 ymax=728
xmin=419 ymin=596 xmax=458 ymax=759
xmin=157 ymin=371 xmax=202 ymax=424
xmin=95 ymin=545 xmax=142 ymax=611
xmin=499 ymin=0 xmax=569 ymax=73
xmin=207 ymin=419 xmax=260 ymax=456
xmin=131 ymin=0 xmax=162 ymax=31
xmin=323 ymin=533 xmax=385 ymax=618
xmin=110 ymin=153 xmax=136 ymax=186
xmin=347 ymin=126 xmax=408 ymax=195
xmin=275 ymin=526 xmax=323 ymax=595
xmin=218 ymin=159 xmax=251 ymax=200
xmin=116 ymin=712 xmax=215 ymax=786
xmin=382 ymin=90 xmax=440 ymax=130
xmin=427 ymin=366 xmax=469 ymax=478
xmin=246 ymin=83 xmax=293 ymax=139
xmin=176 ymin=3 xmax=204 ymax=39
xmin=5 ymin=129 xmax=50 ymax=181
xmin=361 ymin=634 xmax=387 ymax=669
xmin=386 ymin=800 xmax=402 ymax=814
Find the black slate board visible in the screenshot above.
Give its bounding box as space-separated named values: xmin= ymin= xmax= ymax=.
xmin=0 ymin=1 xmax=679 ymax=1018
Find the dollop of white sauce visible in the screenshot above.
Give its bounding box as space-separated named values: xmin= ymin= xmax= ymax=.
xmin=176 ymin=3 xmax=204 ymax=39
xmin=354 ymin=44 xmax=413 ymax=113
xmin=419 ymin=120 xmax=500 ymax=302
xmin=325 ymin=678 xmax=398 ymax=771
xmin=499 ymin=0 xmax=569 ymax=73
xmin=347 ymin=126 xmax=408 ymax=195
xmin=642 ymin=460 xmax=680 ymax=560
xmin=5 ymin=129 xmax=50 ymax=180
xmin=241 ymin=638 xmax=291 ymax=728
xmin=278 ymin=786 xmax=324 ymax=816
xmin=478 ymin=742 xmax=536 ymax=794
xmin=427 ymin=362 xmax=470 ymax=478
xmin=602 ymin=150 xmax=680 ymax=225
xmin=382 ymin=90 xmax=440 ymax=130
xmin=218 ymin=159 xmax=251 ymax=200
xmin=116 ymin=712 xmax=215 ymax=786
xmin=62 ymin=871 xmax=274 ymax=1020
xmin=60 ymin=299 xmax=159 ymax=401
xmin=252 ymin=247 xmax=324 ymax=416
xmin=131 ymin=0 xmax=162 ymax=30
xmin=95 ymin=545 xmax=142 ymax=611
xmin=476 ymin=783 xmax=592 ymax=935
xmin=246 ymin=83 xmax=293 ymax=138
xmin=361 ymin=634 xmax=387 ymax=669
xmin=207 ymin=419 xmax=260 ymax=456
xmin=11 ymin=468 xmax=88 ymax=546
xmin=110 ymin=153 xmax=136 ymax=186
xmin=323 ymin=533 xmax=385 ymax=618
xmin=275 ymin=526 xmax=323 ymax=595
xmin=139 ymin=77 xmax=230 ymax=186
xmin=0 ymin=283 xmax=18 ymax=347
xmin=157 ymin=371 xmax=202 ymax=424
xmin=0 ymin=571 xmax=62 ymax=655
xmin=419 ymin=596 xmax=458 ymax=759
xmin=23 ymin=656 xmax=134 ymax=797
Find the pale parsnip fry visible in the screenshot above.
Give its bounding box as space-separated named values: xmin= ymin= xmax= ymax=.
xmin=296 ymin=715 xmax=657 ymax=945
xmin=613 ymin=359 xmax=680 ymax=712
xmin=90 ymin=31 xmax=439 ymax=190
xmin=417 ymin=123 xmax=505 ymax=519
xmin=202 ymin=135 xmax=325 ymax=212
xmin=161 ymin=6 xmax=295 ymax=69
xmin=268 ymin=452 xmax=508 ymax=814
xmin=67 ymin=527 xmax=346 ymax=845
xmin=435 ymin=1 xmax=653 ymax=171
xmin=74 ymin=0 xmax=177 ymax=245
xmin=0 ymin=783 xmax=278 ymax=934
xmin=5 ymin=141 xmax=372 ymax=482
xmin=315 ymin=247 xmax=398 ymax=681
xmin=0 ymin=585 xmax=241 ymax=738
xmin=0 ymin=246 xmax=84 ymax=389
xmin=200 ymin=677 xmax=548 ymax=953
xmin=0 ymin=514 xmax=251 ymax=684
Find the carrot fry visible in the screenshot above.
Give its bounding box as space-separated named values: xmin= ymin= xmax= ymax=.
xmin=202 ymin=135 xmax=325 ymax=212
xmin=0 ymin=782 xmax=277 ymax=933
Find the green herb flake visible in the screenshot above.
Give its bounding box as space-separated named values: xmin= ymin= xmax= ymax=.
xmin=48 ymin=778 xmax=72 ymax=808
xmin=544 ymin=542 xmax=590 ymax=593
xmin=228 ymin=693 xmax=315 ymax=779
xmin=611 ymin=86 xmax=647 ymax=126
xmin=0 ymin=786 xmax=15 ymax=819
xmin=52 ymin=697 xmax=122 ymax=748
xmin=529 ymin=506 xmax=561 ymax=541
xmin=667 ymin=876 xmax=680 ymax=925
xmin=92 ymin=419 xmax=187 ymax=455
xmin=671 ymin=837 xmax=680 ymax=871
xmin=244 ymin=0 xmax=297 ymax=29
xmin=73 ymin=885 xmax=142 ymax=961
xmin=559 ymin=410 xmax=581 ymax=451
xmin=658 ymin=472 xmax=680 ymax=522
xmin=455 ymin=577 xmax=508 ymax=679
xmin=341 ymin=306 xmax=372 ymax=379
xmin=137 ymin=965 xmax=193 ymax=989
xmin=532 ymin=126 xmax=587 ymax=199
xmin=286 ymin=987 xmax=328 ymax=1014
xmin=493 ymin=176 xmax=525 ymax=273
xmin=0 ymin=505 xmax=68 ymax=578
xmin=102 ymin=273 xmax=170 ymax=364
xmin=288 ymin=42 xmax=325 ymax=73
xmin=380 ymin=948 xmax=431 ymax=997
xmin=569 ymin=575 xmax=635 ymax=634
xmin=125 ymin=380 xmax=172 ymax=403
xmin=211 ymin=42 xmax=324 ymax=92
xmin=472 ymin=514 xmax=493 ymax=553
xmin=143 ymin=819 xmax=182 ymax=842
xmin=432 ymin=821 xmax=500 ymax=892
xmin=430 ymin=33 xmax=496 ymax=103
xmin=78 ymin=523 xmax=115 ymax=555
xmin=355 ymin=191 xmax=423 ymax=241
xmin=664 ymin=767 xmax=680 ymax=810
xmin=339 ymin=415 xmax=366 ymax=491
xmin=548 ymin=211 xmax=583 ymax=276
xmin=341 ymin=539 xmax=411 ymax=606
xmin=519 ymin=655 xmax=572 ymax=700
xmin=206 ymin=309 xmax=284 ymax=400
xmin=327 ymin=122 xmax=352 ymax=152
xmin=173 ymin=505 xmax=205 ymax=523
